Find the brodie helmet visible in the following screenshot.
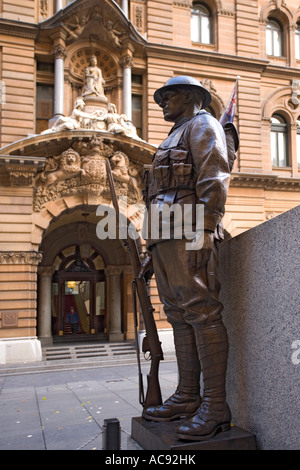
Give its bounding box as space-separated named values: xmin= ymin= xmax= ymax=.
xmin=153 ymin=75 xmax=211 ymax=109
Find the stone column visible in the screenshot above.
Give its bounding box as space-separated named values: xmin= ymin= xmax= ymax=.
xmin=38 ymin=266 xmax=54 ymax=346
xmin=289 ymin=24 xmax=296 ymax=68
xmin=55 ymin=0 xmax=63 ymax=12
xmin=122 ymin=0 xmax=129 ymax=18
xmin=51 ymin=43 xmax=66 ymax=125
xmin=105 ymin=266 xmax=124 ymax=341
xmin=120 ymin=52 xmax=134 ymax=122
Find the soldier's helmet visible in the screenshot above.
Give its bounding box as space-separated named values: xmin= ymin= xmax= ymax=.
xmin=154 ymin=75 xmax=211 ymax=109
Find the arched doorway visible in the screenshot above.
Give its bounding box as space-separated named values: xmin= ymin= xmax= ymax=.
xmin=51 ymin=244 xmax=106 ymax=339
xmin=37 ymin=207 xmax=135 ymax=345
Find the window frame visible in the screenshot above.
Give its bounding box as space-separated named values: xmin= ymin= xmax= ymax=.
xmin=296 ymin=119 xmax=300 ymax=168
xmin=191 ymin=2 xmax=213 ymax=45
xmin=295 ymin=23 xmax=300 ymax=60
xmin=266 ymin=18 xmax=284 ymax=57
xmin=270 ymin=114 xmax=289 ymax=167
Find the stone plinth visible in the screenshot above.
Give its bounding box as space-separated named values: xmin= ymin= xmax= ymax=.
xmin=0 ymin=337 xmax=42 ymax=364
xmin=131 ymin=417 xmax=257 ymax=450
xmin=84 ymin=95 xmax=108 ymax=115
xmin=219 ymin=205 xmax=300 ymax=450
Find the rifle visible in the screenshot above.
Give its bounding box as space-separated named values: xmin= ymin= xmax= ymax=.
xmin=106 ymin=158 xmax=164 ymax=409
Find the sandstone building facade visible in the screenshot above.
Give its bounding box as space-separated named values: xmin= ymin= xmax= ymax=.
xmin=0 ymin=0 xmax=299 ymax=363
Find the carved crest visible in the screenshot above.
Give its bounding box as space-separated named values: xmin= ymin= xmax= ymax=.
xmin=33 ymin=137 xmax=143 ymax=211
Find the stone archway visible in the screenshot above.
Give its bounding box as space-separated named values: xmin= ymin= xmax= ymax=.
xmin=37 ymin=206 xmax=136 ymax=345
xmin=0 ymin=130 xmax=156 ymax=357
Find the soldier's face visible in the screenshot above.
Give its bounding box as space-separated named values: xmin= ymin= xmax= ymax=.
xmin=159 ymin=90 xmax=188 ymax=123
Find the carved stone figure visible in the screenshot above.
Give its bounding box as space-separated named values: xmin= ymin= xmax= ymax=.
xmin=105 ymin=20 xmax=123 ymax=47
xmin=82 ymin=55 xmax=105 ymax=98
xmin=141 ymin=76 xmax=232 ymax=441
xmin=107 ymin=103 xmax=140 ymax=139
xmin=64 ymin=15 xmax=90 ymax=40
xmin=35 ymin=148 xmax=85 ymax=191
xmin=41 ymin=97 xmax=141 ymax=139
xmin=42 ymin=97 xmax=104 ymax=133
xmin=110 ymin=151 xmax=142 ymax=200
xmin=33 ymin=138 xmax=143 ymax=211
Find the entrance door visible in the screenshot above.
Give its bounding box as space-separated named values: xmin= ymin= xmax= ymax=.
xmin=51 ymin=245 xmax=106 ymax=339
xmin=63 ymin=280 xmax=91 ymax=335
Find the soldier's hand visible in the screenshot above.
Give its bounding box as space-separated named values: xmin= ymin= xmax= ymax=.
xmin=139 ymin=254 xmax=154 ymax=284
xmin=188 ymin=231 xmax=214 ymax=270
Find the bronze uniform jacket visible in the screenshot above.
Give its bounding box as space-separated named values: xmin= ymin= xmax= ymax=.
xmin=143 ymin=110 xmax=230 ymax=248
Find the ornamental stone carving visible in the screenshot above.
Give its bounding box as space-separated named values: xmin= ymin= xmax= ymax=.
xmin=42 ymin=97 xmax=140 ymax=139
xmin=0 ymin=251 xmax=43 ymax=265
xmin=42 ymin=56 xmax=141 ymax=140
xmin=33 ymin=137 xmax=143 ymax=211
xmin=63 ymin=14 xmax=90 ymax=41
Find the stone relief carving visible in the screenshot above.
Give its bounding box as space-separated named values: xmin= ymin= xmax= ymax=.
xmin=42 ymin=97 xmax=107 ymax=133
xmin=291 ymin=80 xmax=300 ymax=107
xmin=0 ymin=251 xmax=43 ymax=265
xmin=35 ymin=148 xmax=85 ymax=194
xmin=63 ymin=15 xmax=91 ymax=41
xmin=33 ymin=137 xmax=143 ymax=211
xmin=110 ymin=151 xmax=143 ymax=200
xmin=104 ymin=20 xmax=124 ymax=47
xmin=43 ymin=97 xmax=140 ymax=138
xmin=63 ymin=8 xmax=127 ymax=46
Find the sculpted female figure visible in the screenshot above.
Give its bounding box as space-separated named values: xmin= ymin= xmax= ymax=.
xmin=82 ymin=56 xmax=105 ymax=98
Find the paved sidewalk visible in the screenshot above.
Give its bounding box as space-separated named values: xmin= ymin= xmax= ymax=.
xmin=0 ymin=360 xmax=178 ymax=451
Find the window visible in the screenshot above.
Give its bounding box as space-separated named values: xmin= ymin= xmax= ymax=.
xmin=36 ymin=84 xmax=54 ymax=134
xmin=191 ymin=2 xmax=212 ymax=44
xmin=266 ymin=19 xmax=283 ymax=56
xmin=132 ymin=95 xmax=143 ymax=139
xmin=296 ymin=23 xmax=300 ymax=60
xmin=132 ymin=74 xmax=143 ymax=139
xmin=271 ymin=115 xmax=288 ymax=167
xmin=297 ymin=120 xmax=300 ymax=167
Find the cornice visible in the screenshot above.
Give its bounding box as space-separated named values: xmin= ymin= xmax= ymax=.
xmin=146 ymin=43 xmax=269 ymax=74
xmin=230 ymin=172 xmax=300 ymax=191
xmin=262 ymin=63 xmax=300 ymax=79
xmin=0 ymin=18 xmax=38 ymax=40
xmin=0 ymin=130 xmax=156 ymax=165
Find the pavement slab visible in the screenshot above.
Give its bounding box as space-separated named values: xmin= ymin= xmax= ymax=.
xmin=0 ymin=360 xmax=178 ymax=451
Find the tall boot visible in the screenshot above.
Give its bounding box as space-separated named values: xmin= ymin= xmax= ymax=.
xmin=142 ymin=325 xmax=201 ymax=422
xmin=176 ymin=320 xmax=231 ymax=440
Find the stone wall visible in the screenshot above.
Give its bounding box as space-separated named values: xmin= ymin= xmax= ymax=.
xmin=219 ymin=205 xmax=300 ymax=450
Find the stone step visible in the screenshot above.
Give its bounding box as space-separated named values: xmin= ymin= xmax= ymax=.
xmin=0 ymin=341 xmax=176 ymax=377
xmin=42 ymin=341 xmax=137 ymax=361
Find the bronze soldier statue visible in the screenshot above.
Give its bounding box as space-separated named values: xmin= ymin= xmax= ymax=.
xmin=141 ymin=76 xmax=232 ymax=441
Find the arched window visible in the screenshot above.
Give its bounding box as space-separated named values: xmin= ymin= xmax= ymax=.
xmin=295 ymin=23 xmax=300 ymax=60
xmin=271 ymin=114 xmax=288 ymax=167
xmin=266 ymin=19 xmax=283 ymax=56
xmin=191 ymin=2 xmax=212 ymax=44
